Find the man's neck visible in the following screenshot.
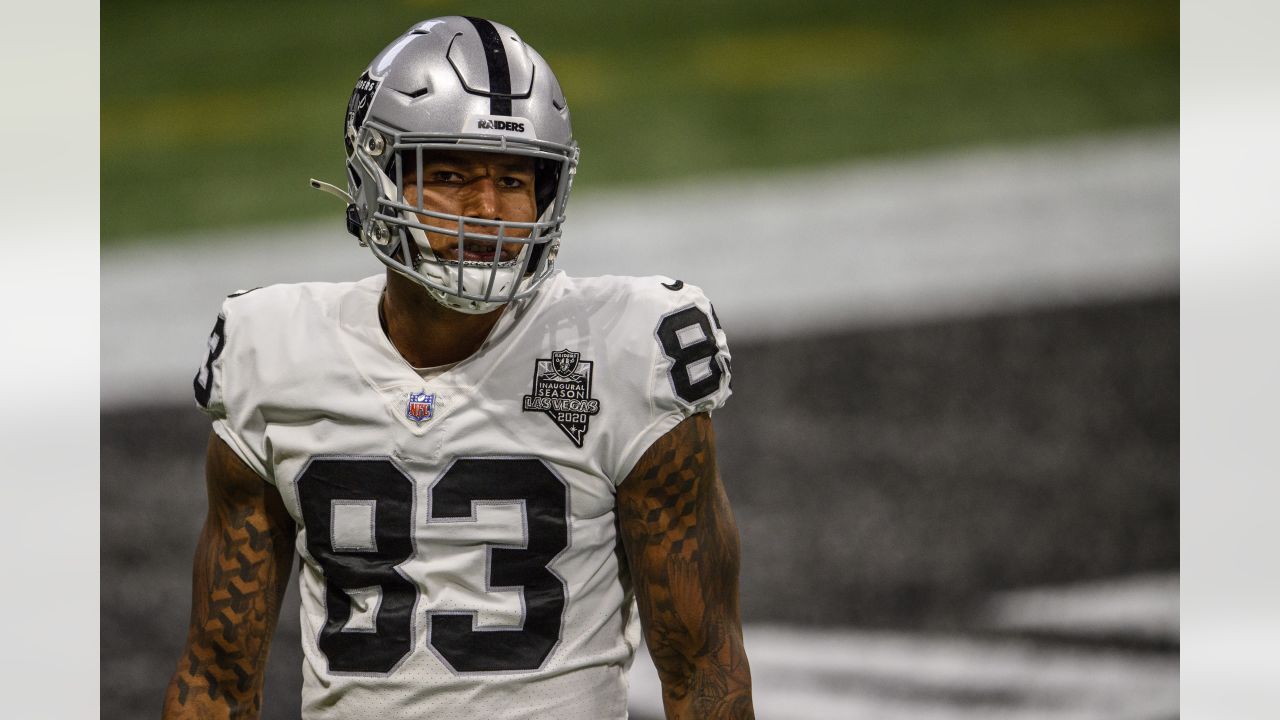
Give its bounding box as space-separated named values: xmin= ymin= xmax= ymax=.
xmin=380 ymin=271 xmax=506 ymax=368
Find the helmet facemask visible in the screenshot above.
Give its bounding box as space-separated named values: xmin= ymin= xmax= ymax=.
xmin=352 ymin=124 xmax=576 ymax=314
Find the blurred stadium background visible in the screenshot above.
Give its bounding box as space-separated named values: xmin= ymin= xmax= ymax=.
xmin=101 ymin=1 xmax=1178 ymax=718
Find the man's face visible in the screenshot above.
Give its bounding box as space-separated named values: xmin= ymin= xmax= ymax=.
xmin=400 ymin=150 xmax=537 ymax=264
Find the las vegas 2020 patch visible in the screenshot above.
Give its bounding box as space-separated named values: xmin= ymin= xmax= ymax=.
xmin=522 ymin=349 xmax=601 ymax=447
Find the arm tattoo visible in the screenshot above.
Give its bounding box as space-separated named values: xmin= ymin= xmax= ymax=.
xmin=163 ymin=435 xmax=295 ymax=719
xmin=618 ymin=414 xmax=754 ymax=719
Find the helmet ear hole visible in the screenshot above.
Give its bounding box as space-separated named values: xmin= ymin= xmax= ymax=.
xmin=345 ymin=204 xmax=362 ymax=240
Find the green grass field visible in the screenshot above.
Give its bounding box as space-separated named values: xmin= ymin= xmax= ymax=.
xmin=103 ymin=0 xmax=1176 ymax=243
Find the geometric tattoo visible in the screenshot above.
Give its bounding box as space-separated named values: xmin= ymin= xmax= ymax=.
xmin=617 ymin=413 xmax=755 ymax=719
xmin=162 ymin=434 xmax=295 ymax=720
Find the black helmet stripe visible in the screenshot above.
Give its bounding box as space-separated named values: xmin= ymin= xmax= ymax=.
xmin=463 ymin=16 xmax=513 ymax=116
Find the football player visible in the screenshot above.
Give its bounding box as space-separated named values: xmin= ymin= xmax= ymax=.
xmin=163 ymin=16 xmax=754 ymax=720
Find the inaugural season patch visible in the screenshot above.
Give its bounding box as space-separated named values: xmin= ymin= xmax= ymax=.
xmin=522 ymin=349 xmax=601 ymax=447
xmin=405 ymin=390 xmax=435 ymax=424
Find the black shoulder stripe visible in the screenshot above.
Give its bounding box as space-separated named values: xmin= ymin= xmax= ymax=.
xmin=464 ymin=16 xmax=513 ymax=116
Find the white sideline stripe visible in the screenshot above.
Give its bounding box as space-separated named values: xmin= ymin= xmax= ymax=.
xmin=102 ymin=131 xmax=1176 ymax=408
xmin=628 ymin=623 xmax=1179 ymax=719
xmin=983 ymin=572 xmax=1179 ymax=641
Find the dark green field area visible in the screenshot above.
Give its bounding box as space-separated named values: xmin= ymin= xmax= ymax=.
xmin=103 ymin=0 xmax=1176 ymax=243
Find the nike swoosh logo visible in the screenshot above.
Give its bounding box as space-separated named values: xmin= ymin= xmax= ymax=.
xmin=662 ymin=280 xmax=684 ymax=291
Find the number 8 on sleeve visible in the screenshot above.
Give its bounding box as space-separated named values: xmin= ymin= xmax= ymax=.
xmin=656 ymin=306 xmax=726 ymax=404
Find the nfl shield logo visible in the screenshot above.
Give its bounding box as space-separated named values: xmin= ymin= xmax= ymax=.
xmin=551 ymin=349 xmax=580 ymax=377
xmin=406 ymin=390 xmax=435 ymax=423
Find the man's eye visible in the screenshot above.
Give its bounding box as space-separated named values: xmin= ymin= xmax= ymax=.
xmin=497 ymin=176 xmax=525 ymax=189
xmin=431 ymin=171 xmax=464 ymax=183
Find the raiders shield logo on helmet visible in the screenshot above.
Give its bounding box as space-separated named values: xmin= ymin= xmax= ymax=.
xmin=344 ymin=71 xmax=381 ymax=155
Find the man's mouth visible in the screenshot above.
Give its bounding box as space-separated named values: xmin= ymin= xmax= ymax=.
xmin=446 ymin=242 xmax=515 ymax=263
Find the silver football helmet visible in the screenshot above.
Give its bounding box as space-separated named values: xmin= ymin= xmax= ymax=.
xmin=319 ymin=16 xmax=578 ymax=314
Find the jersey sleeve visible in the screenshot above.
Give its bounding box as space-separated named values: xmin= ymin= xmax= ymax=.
xmin=610 ymin=278 xmax=733 ymax=484
xmin=192 ymin=294 xmax=273 ymax=482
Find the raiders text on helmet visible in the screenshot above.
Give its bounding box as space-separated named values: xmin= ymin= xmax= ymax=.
xmin=331 ymin=16 xmax=578 ymax=314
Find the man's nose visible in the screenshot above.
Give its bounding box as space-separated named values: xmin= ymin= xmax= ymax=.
xmin=465 ymin=177 xmax=501 ymax=221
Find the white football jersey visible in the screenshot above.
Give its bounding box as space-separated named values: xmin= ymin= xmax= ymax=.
xmin=193 ymin=271 xmax=732 ymax=719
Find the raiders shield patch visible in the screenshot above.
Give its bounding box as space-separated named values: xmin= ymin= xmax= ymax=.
xmin=522 ymin=349 xmax=601 ymax=447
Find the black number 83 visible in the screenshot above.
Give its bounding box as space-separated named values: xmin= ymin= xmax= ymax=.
xmin=294 ymin=456 xmax=568 ymax=675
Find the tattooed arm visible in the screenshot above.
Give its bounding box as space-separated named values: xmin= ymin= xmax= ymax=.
xmin=617 ymin=413 xmax=754 ymax=719
xmin=162 ymin=433 xmax=296 ymax=720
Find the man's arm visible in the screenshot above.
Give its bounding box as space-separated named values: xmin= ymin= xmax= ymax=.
xmin=617 ymin=413 xmax=754 ymax=719
xmin=162 ymin=433 xmax=296 ymax=720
